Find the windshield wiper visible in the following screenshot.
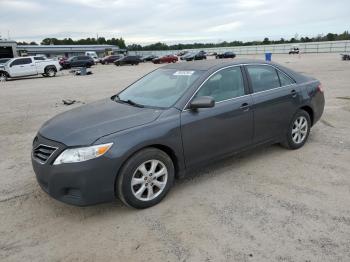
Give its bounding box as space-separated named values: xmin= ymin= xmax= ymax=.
xmin=115 ymin=95 xmax=144 ymax=108
xmin=124 ymin=99 xmax=144 ymax=108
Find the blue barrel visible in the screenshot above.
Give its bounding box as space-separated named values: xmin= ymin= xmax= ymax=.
xmin=265 ymin=52 xmax=272 ymax=61
xmin=80 ymin=67 xmax=87 ymax=75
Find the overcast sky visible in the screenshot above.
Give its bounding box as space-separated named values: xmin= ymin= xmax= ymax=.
xmin=0 ymin=0 xmax=349 ymax=45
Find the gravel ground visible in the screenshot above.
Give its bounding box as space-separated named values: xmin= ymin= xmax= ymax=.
xmin=0 ymin=53 xmax=349 ymax=262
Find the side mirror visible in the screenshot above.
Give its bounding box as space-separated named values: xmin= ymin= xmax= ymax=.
xmin=189 ymin=96 xmax=215 ymax=110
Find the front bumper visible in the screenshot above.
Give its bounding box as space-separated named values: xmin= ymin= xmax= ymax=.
xmin=31 ymin=134 xmax=118 ymax=206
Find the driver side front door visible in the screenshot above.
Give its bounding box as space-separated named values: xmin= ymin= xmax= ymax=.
xmin=180 ymin=66 xmax=254 ymax=169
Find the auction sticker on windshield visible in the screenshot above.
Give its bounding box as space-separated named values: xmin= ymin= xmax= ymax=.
xmin=173 ymin=71 xmax=195 ymax=76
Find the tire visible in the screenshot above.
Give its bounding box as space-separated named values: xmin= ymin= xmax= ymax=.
xmin=281 ymin=109 xmax=311 ymax=150
xmin=0 ymin=72 xmax=7 ymax=82
xmin=117 ymin=148 xmax=175 ymax=209
xmin=45 ymin=67 xmax=56 ymax=77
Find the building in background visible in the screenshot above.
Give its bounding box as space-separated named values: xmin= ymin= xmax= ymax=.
xmin=17 ymin=44 xmax=126 ymax=58
xmin=0 ymin=40 xmax=18 ymax=58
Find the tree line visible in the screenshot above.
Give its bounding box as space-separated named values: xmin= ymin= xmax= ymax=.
xmin=16 ymin=31 xmax=350 ymax=51
xmin=17 ymin=37 xmax=127 ymax=49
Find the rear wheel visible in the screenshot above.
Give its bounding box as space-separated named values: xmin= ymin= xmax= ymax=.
xmin=117 ymin=148 xmax=174 ymax=209
xmin=281 ymin=110 xmax=311 ymax=149
xmin=45 ymin=67 xmax=57 ymax=77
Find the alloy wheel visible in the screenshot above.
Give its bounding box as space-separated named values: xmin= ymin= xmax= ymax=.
xmin=131 ymin=160 xmax=168 ymax=201
xmin=0 ymin=73 xmax=7 ymax=82
xmin=292 ymin=116 xmax=308 ymax=144
xmin=47 ymin=69 xmax=55 ymax=77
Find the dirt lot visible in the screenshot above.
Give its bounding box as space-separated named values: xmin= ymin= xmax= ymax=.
xmin=0 ymin=54 xmax=349 ymax=262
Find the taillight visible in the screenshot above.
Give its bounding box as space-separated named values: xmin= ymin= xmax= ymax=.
xmin=317 ymin=84 xmax=324 ymax=93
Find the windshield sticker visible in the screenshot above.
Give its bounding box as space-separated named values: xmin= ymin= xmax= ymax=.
xmin=173 ymin=71 xmax=195 ymax=76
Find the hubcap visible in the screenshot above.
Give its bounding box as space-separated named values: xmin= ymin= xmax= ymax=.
xmin=48 ymin=70 xmax=55 ymax=76
xmin=292 ymin=116 xmax=308 ymax=144
xmin=0 ymin=74 xmax=6 ymax=82
xmin=131 ymin=160 xmax=168 ymax=201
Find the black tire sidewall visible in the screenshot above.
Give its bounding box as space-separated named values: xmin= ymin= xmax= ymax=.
xmin=117 ymin=148 xmax=175 ymax=209
xmin=285 ymin=110 xmax=311 ymax=149
xmin=0 ymin=72 xmax=7 ymax=81
xmin=45 ymin=67 xmax=56 ymax=77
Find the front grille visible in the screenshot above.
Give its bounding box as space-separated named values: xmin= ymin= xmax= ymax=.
xmin=33 ymin=144 xmax=58 ymax=164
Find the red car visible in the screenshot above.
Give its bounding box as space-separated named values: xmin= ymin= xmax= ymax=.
xmin=59 ymin=57 xmax=68 ymax=66
xmin=152 ymin=55 xmax=178 ymax=64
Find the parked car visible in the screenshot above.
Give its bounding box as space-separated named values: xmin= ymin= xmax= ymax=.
xmin=180 ymin=52 xmax=194 ymax=60
xmin=61 ymin=56 xmax=94 ymax=69
xmin=176 ymin=51 xmax=188 ymax=56
xmin=59 ymin=57 xmax=68 ymax=66
xmin=207 ymin=52 xmax=218 ymax=56
xmin=152 ymin=55 xmax=178 ymax=64
xmin=101 ymin=55 xmax=123 ymax=64
xmin=184 ymin=51 xmax=207 ymax=61
xmin=31 ymin=59 xmax=324 ymax=208
xmin=0 ymin=58 xmax=11 ymax=64
xmin=0 ymin=56 xmax=61 ymax=81
xmin=289 ymin=47 xmax=300 ymax=54
xmin=341 ymin=53 xmax=350 ymax=60
xmin=141 ymin=55 xmax=158 ymax=62
xmin=216 ymin=51 xmax=236 ymax=59
xmin=85 ymin=51 xmax=99 ymax=63
xmin=114 ymin=56 xmax=141 ymax=66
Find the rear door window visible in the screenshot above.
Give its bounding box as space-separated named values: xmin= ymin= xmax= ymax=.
xmin=246 ymin=65 xmax=280 ymax=93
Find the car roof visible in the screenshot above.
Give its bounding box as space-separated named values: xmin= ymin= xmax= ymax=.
xmin=162 ymin=58 xmax=311 ymax=83
xmin=162 ymin=59 xmax=267 ymax=71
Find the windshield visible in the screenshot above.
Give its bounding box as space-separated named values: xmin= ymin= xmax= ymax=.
xmin=0 ymin=59 xmax=10 ymax=64
xmin=117 ymin=68 xmax=203 ymax=108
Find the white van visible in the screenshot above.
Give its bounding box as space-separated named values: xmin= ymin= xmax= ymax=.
xmin=85 ymin=51 xmax=99 ymax=63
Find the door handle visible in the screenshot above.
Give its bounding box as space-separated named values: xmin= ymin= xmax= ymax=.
xmin=240 ymin=102 xmax=250 ymax=111
xmin=291 ymin=89 xmax=297 ymax=98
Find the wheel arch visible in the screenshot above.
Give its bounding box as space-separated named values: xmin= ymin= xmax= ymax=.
xmin=300 ymin=105 xmax=314 ymax=126
xmin=114 ymin=144 xmax=181 ymax=197
xmin=0 ymin=70 xmax=10 ymax=77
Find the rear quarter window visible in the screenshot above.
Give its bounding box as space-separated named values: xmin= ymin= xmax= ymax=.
xmin=278 ymin=71 xmax=295 ymax=86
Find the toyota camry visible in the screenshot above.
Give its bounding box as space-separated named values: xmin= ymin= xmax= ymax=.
xmin=32 ymin=59 xmax=325 ymax=208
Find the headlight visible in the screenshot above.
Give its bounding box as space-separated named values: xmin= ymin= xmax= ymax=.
xmin=53 ymin=143 xmax=113 ymax=165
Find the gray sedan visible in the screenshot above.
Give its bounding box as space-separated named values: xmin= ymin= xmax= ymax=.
xmin=32 ymin=59 xmax=325 ymax=208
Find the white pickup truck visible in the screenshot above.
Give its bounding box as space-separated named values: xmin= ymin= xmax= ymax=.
xmin=0 ymin=56 xmax=61 ymax=82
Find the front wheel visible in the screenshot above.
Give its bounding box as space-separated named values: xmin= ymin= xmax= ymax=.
xmin=281 ymin=110 xmax=311 ymax=149
xmin=117 ymin=148 xmax=174 ymax=209
xmin=0 ymin=72 xmax=7 ymax=82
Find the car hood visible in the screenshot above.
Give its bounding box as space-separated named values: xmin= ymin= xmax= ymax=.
xmin=39 ymin=98 xmax=162 ymax=146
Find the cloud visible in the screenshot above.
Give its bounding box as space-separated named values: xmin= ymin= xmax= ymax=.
xmin=0 ymin=0 xmax=348 ymax=45
xmin=206 ymin=21 xmax=243 ymax=33
xmin=0 ymin=0 xmax=44 ymax=11
xmin=59 ymin=0 xmax=130 ymax=8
